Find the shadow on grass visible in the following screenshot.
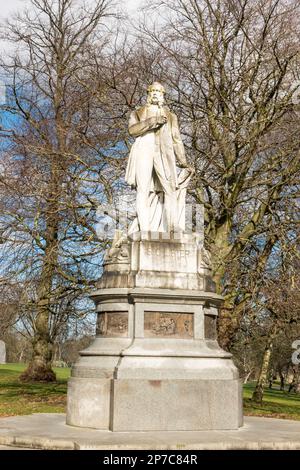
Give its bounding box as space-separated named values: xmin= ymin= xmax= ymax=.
xmin=0 ymin=379 xmax=67 ymax=397
xmin=244 ymin=398 xmax=300 ymax=420
xmin=0 ymin=368 xmax=68 ymax=402
xmin=0 ymin=364 xmax=70 ymax=380
xmin=0 ymin=365 xmax=68 ymax=415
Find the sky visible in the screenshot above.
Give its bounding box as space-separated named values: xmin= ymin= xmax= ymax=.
xmin=0 ymin=0 xmax=140 ymax=19
xmin=0 ymin=0 xmax=142 ymax=100
xmin=0 ymin=0 xmax=29 ymax=20
xmin=0 ymin=0 xmax=142 ymax=53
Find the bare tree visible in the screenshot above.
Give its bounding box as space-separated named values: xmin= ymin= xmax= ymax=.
xmin=0 ymin=0 xmax=128 ymax=381
xmin=251 ymin=241 xmax=300 ymax=403
xmin=139 ymin=0 xmax=300 ymax=348
xmin=0 ymin=286 xmax=19 ymax=338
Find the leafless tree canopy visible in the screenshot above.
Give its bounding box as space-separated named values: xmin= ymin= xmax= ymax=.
xmin=0 ymin=0 xmax=299 ymax=386
xmin=138 ymin=0 xmax=300 ymax=348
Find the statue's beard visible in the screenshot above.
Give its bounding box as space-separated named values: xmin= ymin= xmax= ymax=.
xmin=147 ymin=96 xmax=165 ymax=106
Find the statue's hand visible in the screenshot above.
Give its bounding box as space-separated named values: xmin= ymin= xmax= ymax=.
xmin=148 ymin=115 xmax=167 ymax=130
xmin=157 ymin=115 xmax=167 ymax=126
xmin=148 ymin=116 xmax=161 ymax=128
xmin=178 ymin=162 xmax=195 ymax=174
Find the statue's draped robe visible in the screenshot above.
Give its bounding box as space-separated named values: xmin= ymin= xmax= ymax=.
xmin=125 ymin=104 xmax=192 ymax=232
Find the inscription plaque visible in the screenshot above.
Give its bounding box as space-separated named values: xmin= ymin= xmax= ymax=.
xmin=144 ymin=312 xmax=193 ymax=339
xmin=97 ymin=312 xmax=128 ymax=337
xmin=140 ymin=242 xmax=197 ymax=273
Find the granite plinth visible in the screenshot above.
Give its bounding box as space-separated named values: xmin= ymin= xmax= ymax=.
xmin=66 ymin=233 xmax=242 ymax=431
xmin=98 ymin=231 xmax=215 ymax=292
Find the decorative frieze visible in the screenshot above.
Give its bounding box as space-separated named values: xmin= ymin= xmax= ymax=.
xmin=144 ymin=312 xmax=193 ymax=339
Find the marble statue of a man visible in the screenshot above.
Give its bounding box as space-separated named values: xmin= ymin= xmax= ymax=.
xmin=125 ymin=82 xmax=193 ymax=233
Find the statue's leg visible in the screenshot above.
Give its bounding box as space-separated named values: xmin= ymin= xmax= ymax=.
xmin=135 ymin=148 xmax=154 ymax=231
xmin=153 ymin=158 xmax=178 ymax=232
xmin=164 ymin=189 xmax=179 ymax=232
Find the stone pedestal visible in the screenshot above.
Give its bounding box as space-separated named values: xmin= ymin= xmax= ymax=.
xmin=66 ymin=232 xmax=243 ymax=431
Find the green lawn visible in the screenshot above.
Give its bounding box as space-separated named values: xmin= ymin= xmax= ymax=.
xmin=0 ymin=364 xmax=300 ymax=420
xmin=0 ymin=363 xmax=70 ymax=417
xmin=243 ymin=382 xmax=300 ymax=420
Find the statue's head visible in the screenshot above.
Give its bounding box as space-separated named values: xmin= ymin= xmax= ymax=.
xmin=147 ymin=82 xmax=165 ymax=106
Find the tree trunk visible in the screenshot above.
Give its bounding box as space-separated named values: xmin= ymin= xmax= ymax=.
xmin=252 ymin=328 xmax=277 ymax=404
xmin=20 ymin=254 xmax=58 ymax=381
xmin=268 ymin=369 xmax=276 ymax=388
xmin=20 ymin=306 xmax=56 ymax=382
xmin=243 ymin=370 xmax=253 ymax=384
xmin=288 ymin=365 xmax=299 ymax=393
xmin=212 ymin=219 xmax=237 ymax=350
xmin=268 ymin=377 xmax=273 ymax=389
xmin=20 ymin=161 xmax=60 ymax=382
xmin=252 ymin=348 xmax=272 ymax=403
xmin=279 ymin=371 xmax=285 ymax=391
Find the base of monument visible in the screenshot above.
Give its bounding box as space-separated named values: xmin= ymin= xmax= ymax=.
xmin=67 ymin=374 xmax=243 ymax=431
xmin=66 ymin=231 xmax=243 ymax=432
xmin=1 ymin=414 xmax=300 ymax=450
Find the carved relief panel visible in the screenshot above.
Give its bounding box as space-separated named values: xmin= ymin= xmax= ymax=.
xmin=144 ymin=312 xmax=193 ymax=339
xmin=97 ymin=312 xmax=128 ymax=337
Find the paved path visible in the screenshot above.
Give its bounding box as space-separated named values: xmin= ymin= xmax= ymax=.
xmin=0 ymin=414 xmax=300 ymax=450
xmin=0 ymin=445 xmax=30 ymax=450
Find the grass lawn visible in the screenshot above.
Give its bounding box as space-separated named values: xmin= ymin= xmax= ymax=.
xmin=0 ymin=364 xmax=300 ymax=420
xmin=0 ymin=363 xmax=70 ymax=417
xmin=244 ymin=382 xmax=300 ymax=421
